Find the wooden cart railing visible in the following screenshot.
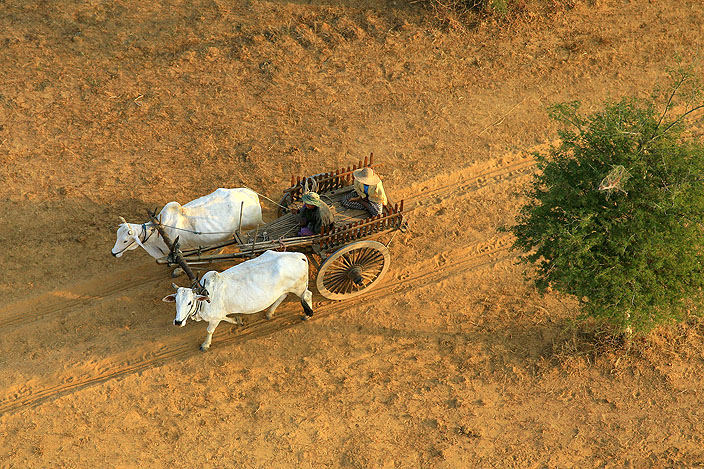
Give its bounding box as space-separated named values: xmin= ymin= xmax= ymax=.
xmin=319 ymin=200 xmax=404 ymax=251
xmin=283 ymin=153 xmax=381 ymax=203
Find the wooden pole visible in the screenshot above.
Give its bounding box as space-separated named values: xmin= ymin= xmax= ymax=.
xmin=237 ymin=201 xmax=244 ymax=234
xmin=250 ymin=225 xmax=259 ymax=256
xmin=147 ymin=209 xmax=199 ymax=286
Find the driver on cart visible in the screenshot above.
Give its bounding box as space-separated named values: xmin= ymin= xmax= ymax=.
xmin=341 ymin=167 xmax=387 ymax=217
xmin=297 ymin=191 xmax=334 ymax=236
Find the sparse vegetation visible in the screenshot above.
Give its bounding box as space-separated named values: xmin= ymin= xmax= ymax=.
xmin=415 ymin=0 xmax=508 ymax=15
xmin=509 ymin=67 xmax=704 ymax=334
xmin=415 ymin=0 xmax=576 ymax=26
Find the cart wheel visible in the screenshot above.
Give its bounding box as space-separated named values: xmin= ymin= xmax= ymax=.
xmin=316 ymin=240 xmax=390 ymax=300
xmin=277 ymin=192 xmax=293 ymax=218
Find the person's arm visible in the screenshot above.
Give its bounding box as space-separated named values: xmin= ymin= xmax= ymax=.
xmin=298 ymin=207 xmax=308 ymax=227
xmin=311 ymin=211 xmax=323 ymax=234
xmin=352 ymin=179 xmax=367 ymax=201
xmin=321 ymin=205 xmax=335 ymax=231
xmin=373 ymin=181 xmax=387 ymax=205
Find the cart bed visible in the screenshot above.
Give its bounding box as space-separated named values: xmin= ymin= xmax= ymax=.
xmin=252 ymin=187 xmax=372 ymax=242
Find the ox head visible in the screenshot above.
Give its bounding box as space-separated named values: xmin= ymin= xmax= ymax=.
xmin=111 ymin=217 xmax=144 ymax=258
xmin=162 ymin=282 xmax=210 ymax=327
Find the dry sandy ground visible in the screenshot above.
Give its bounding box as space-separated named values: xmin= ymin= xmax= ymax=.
xmin=2 ymin=0 xmax=704 ymax=466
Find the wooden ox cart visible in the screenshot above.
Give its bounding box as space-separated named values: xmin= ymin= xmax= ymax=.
xmin=153 ymin=155 xmax=407 ymax=300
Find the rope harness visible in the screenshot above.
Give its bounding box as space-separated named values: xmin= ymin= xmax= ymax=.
xmin=114 ymin=223 xmax=157 ymax=255
xmin=179 ymin=292 xmax=206 ymax=322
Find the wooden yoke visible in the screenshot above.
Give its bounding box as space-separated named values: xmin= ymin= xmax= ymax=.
xmin=147 ymin=209 xmax=205 ymax=293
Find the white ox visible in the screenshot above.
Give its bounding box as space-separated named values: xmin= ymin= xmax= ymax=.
xmin=111 ymin=188 xmax=263 ymax=259
xmin=162 ymin=250 xmax=314 ymax=351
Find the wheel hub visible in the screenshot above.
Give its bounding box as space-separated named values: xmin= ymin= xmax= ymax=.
xmin=347 ymin=266 xmax=364 ymax=285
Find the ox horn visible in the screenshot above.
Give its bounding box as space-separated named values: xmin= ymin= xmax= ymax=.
xmin=119 ymin=216 xmax=128 ymax=225
xmin=171 ymin=282 xmax=180 ymax=290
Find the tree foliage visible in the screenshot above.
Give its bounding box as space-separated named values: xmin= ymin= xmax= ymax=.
xmin=509 ymin=68 xmax=704 ymax=333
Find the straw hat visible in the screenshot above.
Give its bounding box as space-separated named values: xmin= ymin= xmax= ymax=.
xmin=301 ymin=191 xmax=322 ymax=206
xmin=352 ymin=167 xmax=381 ymax=186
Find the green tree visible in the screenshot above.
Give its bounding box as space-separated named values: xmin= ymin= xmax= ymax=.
xmin=509 ymin=68 xmax=704 ymax=334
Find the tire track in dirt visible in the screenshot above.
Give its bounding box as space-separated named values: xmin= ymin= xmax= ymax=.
xmin=0 ymin=262 xmax=165 ymax=330
xmin=400 ymin=154 xmax=536 ymax=209
xmin=0 ymin=152 xmax=535 ymax=413
xmin=0 ymin=234 xmax=515 ymax=416
xmin=0 ymin=154 xmax=535 ymax=332
xmin=214 ymin=234 xmax=516 ymax=349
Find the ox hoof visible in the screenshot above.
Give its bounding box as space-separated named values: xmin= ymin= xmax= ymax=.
xmin=301 ymin=314 xmax=311 ymax=321
xmin=171 ymin=267 xmax=185 ymax=278
xmin=199 ymin=344 xmax=210 ymax=352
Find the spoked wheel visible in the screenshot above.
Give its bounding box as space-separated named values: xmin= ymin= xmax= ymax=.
xmin=316 ymin=240 xmax=390 ymax=300
xmin=276 ymin=192 xmax=293 ymax=218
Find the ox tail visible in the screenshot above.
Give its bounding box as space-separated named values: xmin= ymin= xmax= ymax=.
xmin=301 ymin=298 xmax=314 ymax=318
xmin=300 ymin=254 xmax=314 ymax=320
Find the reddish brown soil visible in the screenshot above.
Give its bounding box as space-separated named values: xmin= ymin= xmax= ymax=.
xmin=2 ymin=0 xmax=704 ymax=466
